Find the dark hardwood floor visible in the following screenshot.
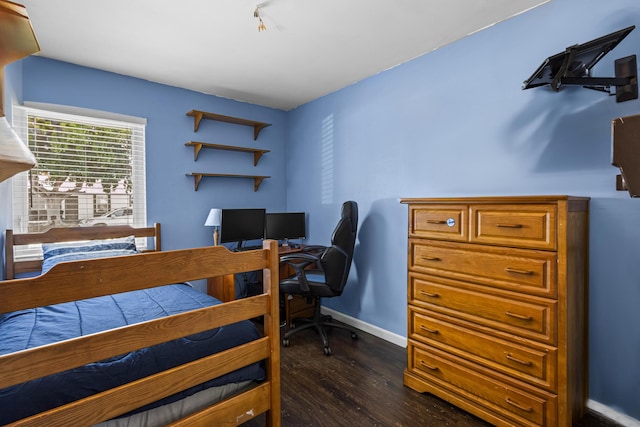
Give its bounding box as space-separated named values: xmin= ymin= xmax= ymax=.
xmin=246 ymin=322 xmax=622 ymax=427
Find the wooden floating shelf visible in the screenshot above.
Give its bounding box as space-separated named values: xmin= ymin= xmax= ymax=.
xmin=186 ymin=110 xmax=271 ymax=140
xmin=187 ymin=173 xmax=270 ymax=192
xmin=185 ymin=141 xmax=270 ymax=165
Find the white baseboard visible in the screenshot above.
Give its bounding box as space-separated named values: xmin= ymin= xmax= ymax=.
xmin=587 ymin=399 xmax=640 ymax=426
xmin=320 ymin=306 xmax=407 ymax=348
xmin=321 ymin=307 xmax=640 ymax=427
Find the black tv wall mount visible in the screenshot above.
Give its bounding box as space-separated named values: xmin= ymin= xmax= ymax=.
xmin=523 ymin=25 xmax=638 ymax=102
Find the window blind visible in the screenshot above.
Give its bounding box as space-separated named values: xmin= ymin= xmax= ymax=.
xmin=11 ymin=105 xmax=147 ymax=260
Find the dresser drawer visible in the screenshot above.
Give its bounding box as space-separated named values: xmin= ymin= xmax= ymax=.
xmin=470 ymin=204 xmax=557 ymax=250
xmin=409 ymin=308 xmax=556 ymax=391
xmin=409 ymin=273 xmax=556 ymax=344
xmin=410 ymin=240 xmax=557 ymax=298
xmin=408 ymin=344 xmax=557 ymax=427
xmin=408 ymin=204 xmax=468 ymax=242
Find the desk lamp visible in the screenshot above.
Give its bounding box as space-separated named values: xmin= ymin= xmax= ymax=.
xmin=204 ymin=208 xmax=222 ymax=246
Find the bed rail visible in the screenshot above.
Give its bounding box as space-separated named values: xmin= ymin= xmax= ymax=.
xmin=4 ymin=224 xmax=161 ymax=280
xmin=0 ymin=241 xmax=281 ymax=426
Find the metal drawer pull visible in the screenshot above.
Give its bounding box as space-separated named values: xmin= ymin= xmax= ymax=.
xmin=419 ymin=291 xmax=440 ymax=298
xmin=420 ymin=256 xmax=441 ymax=261
xmin=419 ymin=361 xmax=439 ymax=371
xmin=505 ymin=353 xmax=533 ymax=366
xmin=505 ymin=311 xmax=533 ymax=321
xmin=505 ymin=267 xmax=533 ymax=275
xmin=426 ymin=219 xmax=446 ymax=224
xmin=420 ymin=325 xmax=439 ymax=334
xmin=495 ymin=223 xmax=523 ymax=228
xmin=505 ymin=397 xmax=533 ymax=412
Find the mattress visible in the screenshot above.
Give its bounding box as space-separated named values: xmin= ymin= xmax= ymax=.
xmin=0 ymin=283 xmax=265 ymax=425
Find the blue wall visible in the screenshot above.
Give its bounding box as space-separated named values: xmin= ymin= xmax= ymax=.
xmin=17 ymin=56 xmax=289 ymax=254
xmin=287 ymin=0 xmax=640 ymax=421
xmin=1 ymin=56 xmax=288 ymax=291
xmin=2 ymin=0 xmax=640 ymax=421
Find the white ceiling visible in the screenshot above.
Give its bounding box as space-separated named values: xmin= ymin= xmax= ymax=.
xmin=20 ymin=0 xmax=549 ymax=111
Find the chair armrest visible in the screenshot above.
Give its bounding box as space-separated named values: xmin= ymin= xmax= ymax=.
xmin=298 ymin=246 xmax=326 ymax=270
xmin=280 ymin=253 xmax=320 ymax=293
xmin=280 ymin=252 xmax=319 ymax=272
xmin=280 ymin=252 xmax=318 ymax=263
xmin=302 ymin=245 xmax=327 ymax=256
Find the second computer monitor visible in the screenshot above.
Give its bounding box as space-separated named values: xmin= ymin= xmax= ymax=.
xmin=265 ymin=212 xmax=306 ymax=243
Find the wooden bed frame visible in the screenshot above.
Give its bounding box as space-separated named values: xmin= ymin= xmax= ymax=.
xmin=1 ymin=225 xmax=281 ymax=426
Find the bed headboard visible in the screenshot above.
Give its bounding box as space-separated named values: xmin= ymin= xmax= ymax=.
xmin=4 ymin=223 xmax=161 ymax=280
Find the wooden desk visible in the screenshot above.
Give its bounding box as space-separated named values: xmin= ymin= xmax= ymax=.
xmin=207 ymin=245 xmax=316 ymax=327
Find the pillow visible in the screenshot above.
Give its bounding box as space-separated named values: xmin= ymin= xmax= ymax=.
xmin=41 ymin=236 xmax=138 ymax=274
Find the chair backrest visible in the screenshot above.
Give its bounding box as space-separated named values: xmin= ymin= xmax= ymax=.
xmin=322 ymin=201 xmax=358 ymax=295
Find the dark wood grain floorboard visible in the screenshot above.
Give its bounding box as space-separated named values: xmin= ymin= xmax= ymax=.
xmin=245 ymin=322 xmax=623 ymax=426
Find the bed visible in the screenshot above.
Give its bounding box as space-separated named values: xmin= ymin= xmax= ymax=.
xmin=1 ymin=224 xmax=281 ymax=426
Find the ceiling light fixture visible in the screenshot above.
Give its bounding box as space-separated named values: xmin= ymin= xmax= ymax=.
xmin=254 ymin=5 xmax=267 ymax=32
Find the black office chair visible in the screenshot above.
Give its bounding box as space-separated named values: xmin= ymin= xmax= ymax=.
xmin=279 ymin=201 xmax=358 ymax=355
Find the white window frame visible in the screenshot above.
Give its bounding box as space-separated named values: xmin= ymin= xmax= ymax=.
xmin=10 ymin=102 xmax=147 ymax=260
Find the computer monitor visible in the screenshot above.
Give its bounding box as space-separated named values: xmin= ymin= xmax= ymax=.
xmin=522 ymin=25 xmax=637 ymax=102
xmin=220 ymin=208 xmax=266 ymax=247
xmin=264 ymin=212 xmax=306 ymax=244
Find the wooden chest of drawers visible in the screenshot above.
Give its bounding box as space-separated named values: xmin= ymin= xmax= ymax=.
xmin=400 ymin=196 xmax=589 ymax=427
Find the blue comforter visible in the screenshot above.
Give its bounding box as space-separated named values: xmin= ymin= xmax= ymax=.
xmin=0 ymin=283 xmax=265 ymax=424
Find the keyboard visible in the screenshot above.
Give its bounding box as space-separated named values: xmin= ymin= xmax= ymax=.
xmin=237 ymin=245 xmax=262 ymax=251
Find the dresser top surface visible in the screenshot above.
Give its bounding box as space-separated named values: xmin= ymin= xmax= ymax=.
xmin=400 ymin=195 xmax=590 ymax=205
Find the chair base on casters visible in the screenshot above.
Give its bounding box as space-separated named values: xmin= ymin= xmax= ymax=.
xmin=282 ymin=298 xmax=358 ymax=356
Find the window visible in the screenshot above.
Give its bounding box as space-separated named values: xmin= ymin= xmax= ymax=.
xmin=11 ymin=103 xmax=147 ymax=258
